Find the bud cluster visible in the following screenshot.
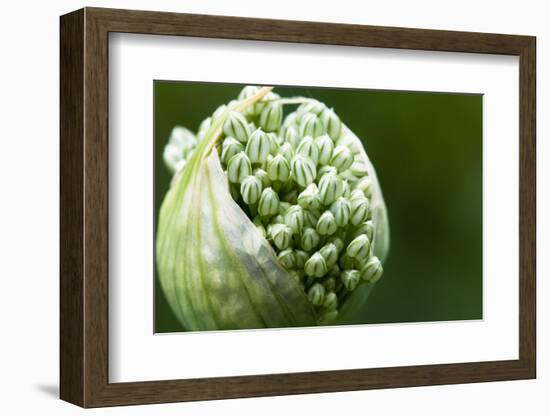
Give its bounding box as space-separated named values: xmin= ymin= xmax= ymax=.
xmin=167 ymin=86 xmax=384 ymax=324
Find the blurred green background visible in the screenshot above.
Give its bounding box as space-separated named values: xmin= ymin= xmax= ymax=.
xmin=154 ymin=81 xmax=482 ymax=332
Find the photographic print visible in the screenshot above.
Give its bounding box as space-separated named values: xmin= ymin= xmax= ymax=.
xmin=154 ymin=82 xmax=482 ymax=333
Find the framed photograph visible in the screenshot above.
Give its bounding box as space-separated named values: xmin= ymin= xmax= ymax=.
xmin=60 ymin=7 xmax=536 ymax=408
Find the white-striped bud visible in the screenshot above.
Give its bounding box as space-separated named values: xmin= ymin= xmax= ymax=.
xmin=227 ymin=152 xmax=252 ymax=183
xmin=330 ymin=197 xmax=350 ymax=227
xmin=346 ymin=234 xmax=371 ymax=261
xmin=296 ymin=136 xmax=320 ymax=165
xmin=360 ymin=256 xmax=383 ymax=283
xmin=330 ymin=145 xmax=354 ymax=172
xmin=246 ymin=129 xmax=271 ymax=164
xmin=291 ymin=155 xmax=317 ymax=187
xmin=259 ymin=102 xmax=283 ymax=132
xmin=304 ymin=252 xmax=328 ymax=278
xmin=258 ymin=187 xmax=280 ymax=217
xmin=223 ymin=111 xmax=251 ymax=143
xmin=315 ymin=134 xmax=334 ymax=165
xmin=240 ymin=175 xmax=263 ymax=204
xmin=316 ymin=210 xmax=338 ymax=236
xmin=266 ymin=154 xmax=291 ymax=182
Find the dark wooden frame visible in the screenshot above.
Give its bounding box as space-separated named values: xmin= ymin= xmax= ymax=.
xmin=60 ymin=7 xmax=536 ymax=408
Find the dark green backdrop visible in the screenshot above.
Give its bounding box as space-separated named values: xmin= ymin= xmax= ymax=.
xmin=154 ymin=82 xmax=482 ymax=332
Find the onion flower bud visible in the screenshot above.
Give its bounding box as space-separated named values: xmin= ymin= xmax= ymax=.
xmin=259 ymin=102 xmax=283 ymax=132
xmin=330 ymin=145 xmax=354 ymax=172
xmin=315 ymin=134 xmax=334 ymax=165
xmin=221 ymin=137 xmax=244 ymax=165
xmin=227 ymin=151 xmax=252 ymax=183
xmin=330 ymin=197 xmax=351 ymax=227
xmin=269 ymin=223 xmax=293 ymax=250
xmin=318 ymin=172 xmax=344 ymax=206
xmin=346 ymin=234 xmax=371 ymax=261
xmin=341 ymin=269 xmax=360 ymax=291
xmin=267 ymin=154 xmax=291 ymax=182
xmin=297 ymin=183 xmax=321 ymax=210
xmin=350 ymin=196 xmax=371 ymax=225
xmin=316 ymin=210 xmax=338 ymax=236
xmin=308 ymin=283 xmax=326 ymax=306
xmin=157 ymin=87 xmax=389 ymax=331
xmin=319 ymin=243 xmax=338 ymax=268
xmin=304 ymin=252 xmax=328 ymax=278
xmin=224 ymin=111 xmax=251 ymax=143
xmin=258 ymin=187 xmax=280 ymax=217
xmin=246 ymin=128 xmax=271 ymax=164
xmin=299 ymin=113 xmax=325 ymax=138
xmin=360 ymin=256 xmax=383 ymax=283
xmin=296 ymin=136 xmax=320 ymax=166
xmin=277 ymin=248 xmax=296 ymax=269
xmin=240 ymin=175 xmax=263 ymax=204
xmin=301 ymin=227 xmax=321 ymax=252
xmin=321 ymin=107 xmax=342 ymax=141
xmin=291 ymin=155 xmax=317 ymax=187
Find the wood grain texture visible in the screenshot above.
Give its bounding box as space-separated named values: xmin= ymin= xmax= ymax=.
xmin=59 ymin=8 xmax=84 ymax=407
xmin=59 ymin=7 xmax=537 ymax=408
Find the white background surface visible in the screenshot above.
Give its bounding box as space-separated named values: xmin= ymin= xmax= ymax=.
xmin=0 ymin=0 xmax=546 ymax=414
xmin=110 ymin=34 xmax=519 ymax=382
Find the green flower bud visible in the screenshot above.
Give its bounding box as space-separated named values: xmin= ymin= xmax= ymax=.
xmin=258 ymin=187 xmax=280 ymax=217
xmin=350 ymin=189 xmax=365 ymax=200
xmin=350 ymin=160 xmax=369 ymax=177
xmin=227 ymin=151 xmax=252 ymax=183
xmin=266 ymin=133 xmax=281 ymax=156
xmin=246 ymin=129 xmax=271 ymax=164
xmin=316 ymin=210 xmax=338 ymax=236
xmin=240 ymin=175 xmax=263 ymax=204
xmin=294 ymin=249 xmax=309 ymax=269
xmin=267 ymin=154 xmax=291 ymax=182
xmin=341 ymin=269 xmax=360 ymax=291
xmin=355 ymin=176 xmax=373 ymax=197
xmin=259 ymin=102 xmax=283 ymax=132
xmin=318 ymin=165 xmax=338 ymax=178
xmin=270 ymin=223 xmax=293 ymax=250
xmin=221 ymin=137 xmax=245 ymax=165
xmin=296 ymin=136 xmax=320 ymax=165
xmin=322 ymin=276 xmax=337 ymax=292
xmin=291 ymin=155 xmax=317 ymax=187
xmin=330 ymin=197 xmax=351 ymax=227
xmin=330 ymin=145 xmax=354 ymax=172
xmin=346 ymin=234 xmax=371 ymax=260
xmin=308 ymin=283 xmax=326 ymax=306
xmin=318 ymin=172 xmax=344 ymax=205
xmin=277 ymin=248 xmax=296 ymax=269
xmin=303 ymin=209 xmax=320 ymax=228
xmin=305 ymin=252 xmax=328 ymax=278
xmin=299 ymin=113 xmax=325 ymax=138
xmin=279 ymin=142 xmax=295 ymax=161
xmin=284 ymin=205 xmax=304 ymax=234
xmin=297 ymin=183 xmax=321 ymax=210
xmin=163 ymin=143 xmax=183 ymax=173
xmin=271 ymin=214 xmax=284 ymax=224
xmin=238 ymin=85 xmax=265 ymax=116
xmin=327 ymin=235 xmax=345 ymax=253
xmin=224 ymin=111 xmax=251 ymax=143
xmin=327 ymin=265 xmax=341 ymax=278
xmin=360 ymin=256 xmax=383 ymax=282
xmin=318 ymin=310 xmax=338 ymax=324
xmin=323 ymin=291 xmax=338 ymax=310
xmin=253 ymin=168 xmax=271 ymax=188
xmin=212 ymin=104 xmax=227 ymax=119
xmin=297 ymin=100 xmax=326 ymax=117
xmin=168 ymin=126 xmax=197 ymax=152
xmin=342 ymin=180 xmax=351 ymax=198
xmin=320 ymin=108 xmax=342 ymax=141
xmin=197 ymin=117 xmax=212 ymax=138
xmin=278 ymin=201 xmax=291 ymax=215
xmin=350 ymin=197 xmax=371 ymax=225
xmin=354 ymin=220 xmax=374 ymax=241
xmin=315 ymin=134 xmax=334 ymax=165
xmin=301 ymin=227 xmax=320 ymax=251
xmin=284 ymin=125 xmax=301 ymax=149
xmin=319 ymin=243 xmax=338 ymax=268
